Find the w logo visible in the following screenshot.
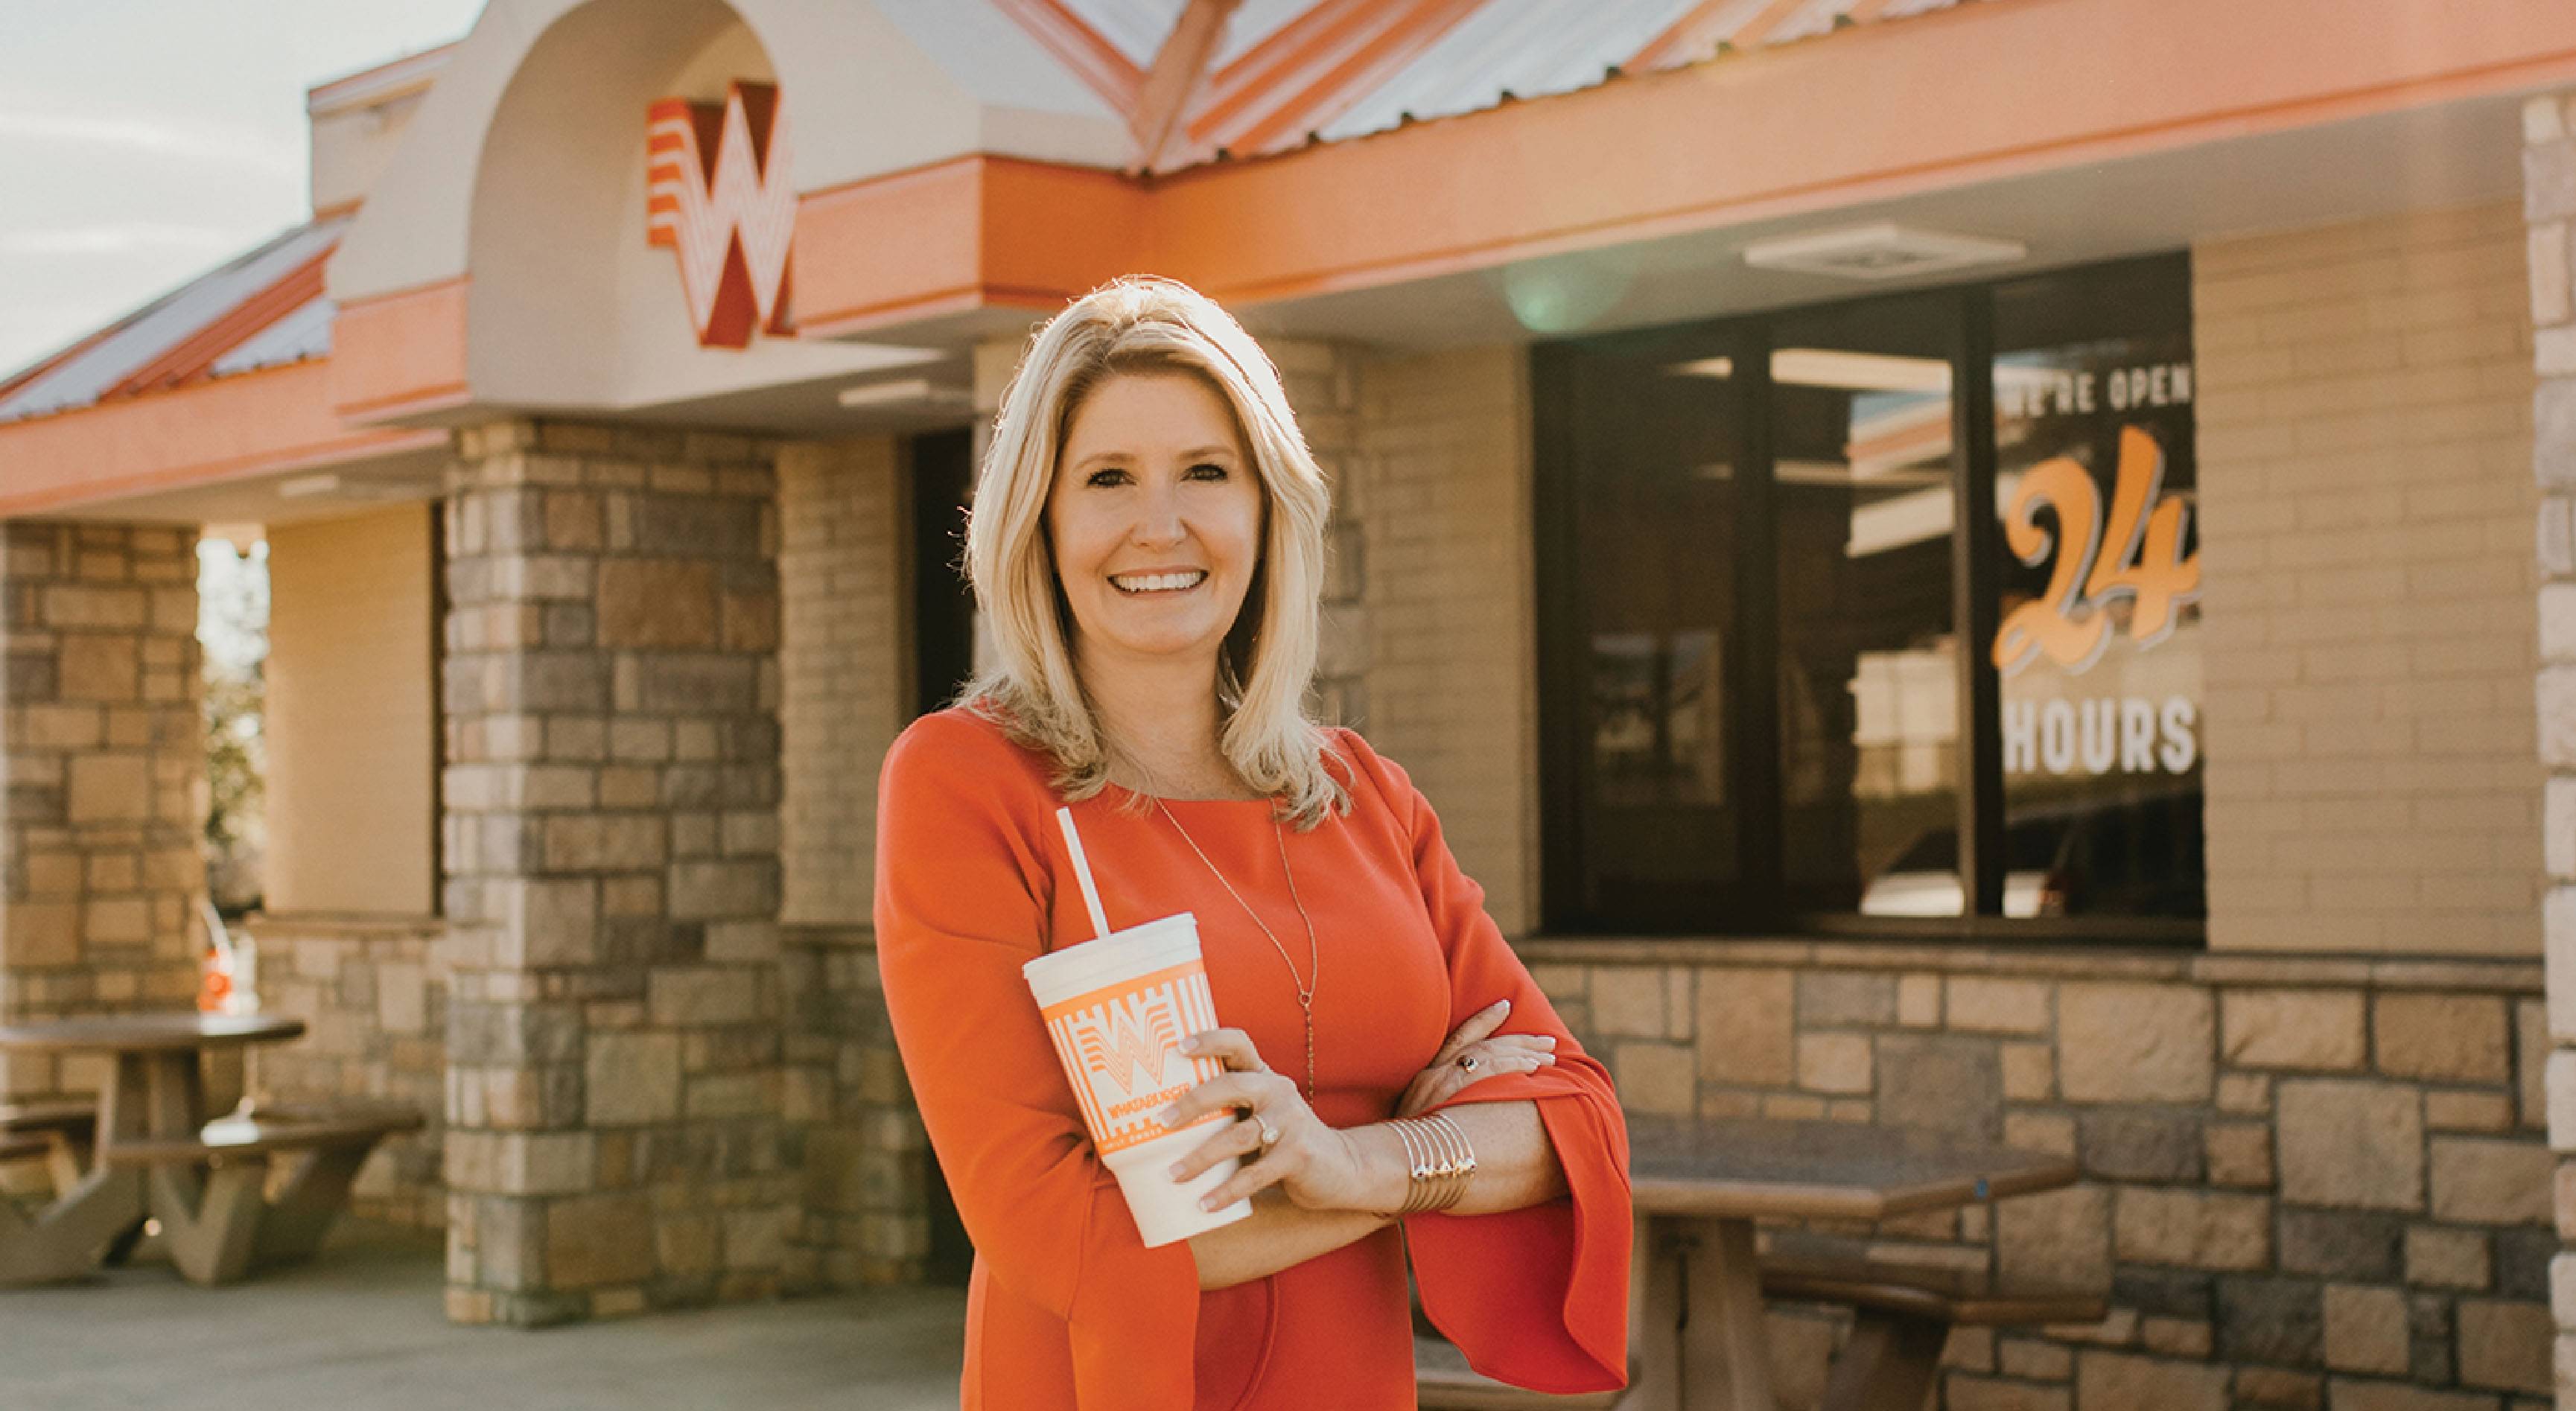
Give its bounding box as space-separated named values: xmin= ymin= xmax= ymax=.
xmin=1072 ymin=993 xmax=1186 ymax=1095
xmin=645 ymin=80 xmax=795 ymax=348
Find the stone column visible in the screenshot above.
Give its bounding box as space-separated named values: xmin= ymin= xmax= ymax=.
xmin=2525 ymin=90 xmax=2576 ymax=1401
xmin=0 ymin=521 xmax=205 ymax=1099
xmin=437 ymin=423 xmax=788 ymax=1326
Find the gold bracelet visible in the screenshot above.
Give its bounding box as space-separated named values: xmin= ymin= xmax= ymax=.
xmin=1393 ymin=1118 xmax=1437 ymax=1216
xmin=1424 ymin=1112 xmax=1476 ymax=1211
xmin=1390 ymin=1113 xmax=1478 ymax=1215
xmin=1390 ymin=1119 xmax=1427 ymax=1214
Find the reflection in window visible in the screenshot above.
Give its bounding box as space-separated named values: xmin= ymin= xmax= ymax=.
xmin=1769 ymin=305 xmax=1963 ymax=917
xmin=1590 ymin=631 xmax=1725 ymax=807
xmin=1555 ymin=329 xmax=1742 ymax=928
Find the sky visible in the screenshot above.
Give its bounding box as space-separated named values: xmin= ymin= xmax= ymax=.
xmin=0 ymin=0 xmax=485 ymax=378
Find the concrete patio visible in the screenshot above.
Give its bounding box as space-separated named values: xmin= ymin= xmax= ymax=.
xmin=0 ymin=1220 xmax=967 ymax=1410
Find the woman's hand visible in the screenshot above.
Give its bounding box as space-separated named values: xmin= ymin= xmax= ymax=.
xmin=1394 ymin=998 xmax=1556 ymax=1118
xmin=1159 ymin=1029 xmax=1380 ymax=1214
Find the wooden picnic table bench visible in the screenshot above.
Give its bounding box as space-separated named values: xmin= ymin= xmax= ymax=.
xmin=0 ymin=1014 xmax=422 ymax=1286
xmin=97 ymin=1101 xmax=424 ymax=1284
xmin=1414 ymin=1115 xmax=2087 ymax=1411
xmin=0 ymin=1100 xmax=101 ymax=1203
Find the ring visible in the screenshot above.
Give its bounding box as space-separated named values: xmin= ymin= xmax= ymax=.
xmin=1259 ymin=1122 xmax=1280 ymax=1147
xmin=1459 ymin=1055 xmax=1480 ymax=1071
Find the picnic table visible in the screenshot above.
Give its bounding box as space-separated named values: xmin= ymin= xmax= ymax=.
xmin=0 ymin=1013 xmax=419 ymax=1287
xmin=1419 ymin=1115 xmax=2091 ymax=1411
xmin=1619 ymin=1116 xmax=2085 ymax=1411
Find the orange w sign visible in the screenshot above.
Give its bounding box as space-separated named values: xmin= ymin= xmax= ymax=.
xmin=645 ymin=80 xmax=794 ymax=348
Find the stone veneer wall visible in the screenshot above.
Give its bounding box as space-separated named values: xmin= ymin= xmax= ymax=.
xmin=2521 ymin=87 xmax=2576 ymax=1410
xmin=437 ymin=422 xmax=791 ymax=1326
xmin=238 ymin=914 xmax=448 ymax=1229
xmin=0 ymin=521 xmax=206 ymax=1101
xmin=778 ymin=923 xmax=927 ymax=1290
xmin=1527 ymin=942 xmax=2554 ymax=1409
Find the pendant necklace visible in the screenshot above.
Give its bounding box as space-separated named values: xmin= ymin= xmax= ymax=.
xmin=1155 ymin=798 xmax=1320 ymax=1101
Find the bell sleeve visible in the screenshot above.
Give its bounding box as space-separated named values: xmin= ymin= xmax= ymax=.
xmin=1346 ymin=733 xmax=1633 ymax=1396
xmin=874 ymin=715 xmax=1201 ymax=1408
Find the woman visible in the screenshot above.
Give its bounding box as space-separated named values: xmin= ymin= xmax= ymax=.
xmin=874 ymin=276 xmax=1629 ymax=1409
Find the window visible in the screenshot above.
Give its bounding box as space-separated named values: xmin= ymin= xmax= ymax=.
xmin=1536 ymin=255 xmax=2201 ymax=940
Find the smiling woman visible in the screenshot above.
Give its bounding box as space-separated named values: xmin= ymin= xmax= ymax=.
xmin=955 ymin=276 xmax=1342 ymax=820
xmin=1046 ymin=372 xmax=1267 ymax=798
xmin=873 ymin=276 xmax=1632 ymax=1410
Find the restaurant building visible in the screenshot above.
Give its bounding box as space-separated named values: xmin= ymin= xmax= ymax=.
xmin=5 ymin=0 xmax=2576 ymax=1404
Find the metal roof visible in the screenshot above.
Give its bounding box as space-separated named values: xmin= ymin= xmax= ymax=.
xmin=208 ymin=294 xmax=334 ymax=380
xmin=1090 ymin=0 xmax=1974 ymax=171
xmin=1209 ymin=0 xmax=1323 ymax=68
xmin=1313 ymin=0 xmax=1689 ymax=148
xmin=875 ymin=0 xmax=1128 ymax=121
xmin=1065 ymin=0 xmax=1192 ymax=66
xmin=0 ymin=216 xmax=347 ymax=424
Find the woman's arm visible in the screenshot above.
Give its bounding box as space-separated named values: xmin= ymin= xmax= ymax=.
xmin=1187 ymin=1193 xmax=1392 ymax=1290
xmin=1346 ymin=1098 xmax=1568 ymax=1216
xmin=1186 ymin=1098 xmax=1567 ymax=1288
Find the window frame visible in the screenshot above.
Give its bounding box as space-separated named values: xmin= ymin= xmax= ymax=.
xmin=1533 ymin=253 xmax=2204 ymax=946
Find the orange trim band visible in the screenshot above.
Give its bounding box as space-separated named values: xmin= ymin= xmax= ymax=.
xmin=793 ymin=156 xmax=1146 ymax=339
xmin=329 ymin=275 xmax=468 ymax=425
xmin=0 ymin=360 xmax=446 ymax=518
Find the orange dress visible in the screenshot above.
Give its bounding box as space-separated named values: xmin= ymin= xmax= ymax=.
xmin=874 ymin=707 xmax=1631 ymax=1410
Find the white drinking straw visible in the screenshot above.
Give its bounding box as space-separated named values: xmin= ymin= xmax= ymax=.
xmin=1055 ymin=806 xmax=1113 ymax=940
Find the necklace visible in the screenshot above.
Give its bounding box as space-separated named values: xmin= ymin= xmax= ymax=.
xmin=1155 ymin=800 xmax=1321 ymax=1101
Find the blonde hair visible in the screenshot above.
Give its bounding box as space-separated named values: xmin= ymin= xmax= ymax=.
xmin=957 ymin=275 xmax=1349 ymax=827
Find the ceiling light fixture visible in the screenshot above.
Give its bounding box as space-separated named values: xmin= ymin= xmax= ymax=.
xmin=1743 ymin=223 xmax=2026 ymax=281
xmin=836 ymin=378 xmax=973 ymax=410
xmin=277 ymin=472 xmax=438 ymax=501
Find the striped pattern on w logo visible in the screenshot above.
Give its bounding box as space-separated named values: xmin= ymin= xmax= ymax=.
xmin=644 ymin=80 xmax=795 ymax=348
xmin=1042 ymin=963 xmax=1227 ymax=1156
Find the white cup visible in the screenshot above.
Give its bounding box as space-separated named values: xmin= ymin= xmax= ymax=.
xmin=1023 ymin=913 xmax=1253 ymax=1246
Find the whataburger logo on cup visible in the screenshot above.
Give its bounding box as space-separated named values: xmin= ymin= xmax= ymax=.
xmin=1029 ymin=807 xmax=1256 ymax=1247
xmin=1038 ymin=960 xmax=1229 ymax=1156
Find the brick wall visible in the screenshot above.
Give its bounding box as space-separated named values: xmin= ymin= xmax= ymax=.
xmin=779 ymin=923 xmax=929 ymax=1290
xmin=1349 ymin=344 xmax=1540 ymax=936
xmin=2195 ymin=201 xmax=2542 ymax=957
xmin=776 ymin=436 xmax=904 ymax=929
xmin=2519 ymin=86 xmax=2576 ymax=1411
xmin=1530 ymin=944 xmax=2556 ymax=1407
